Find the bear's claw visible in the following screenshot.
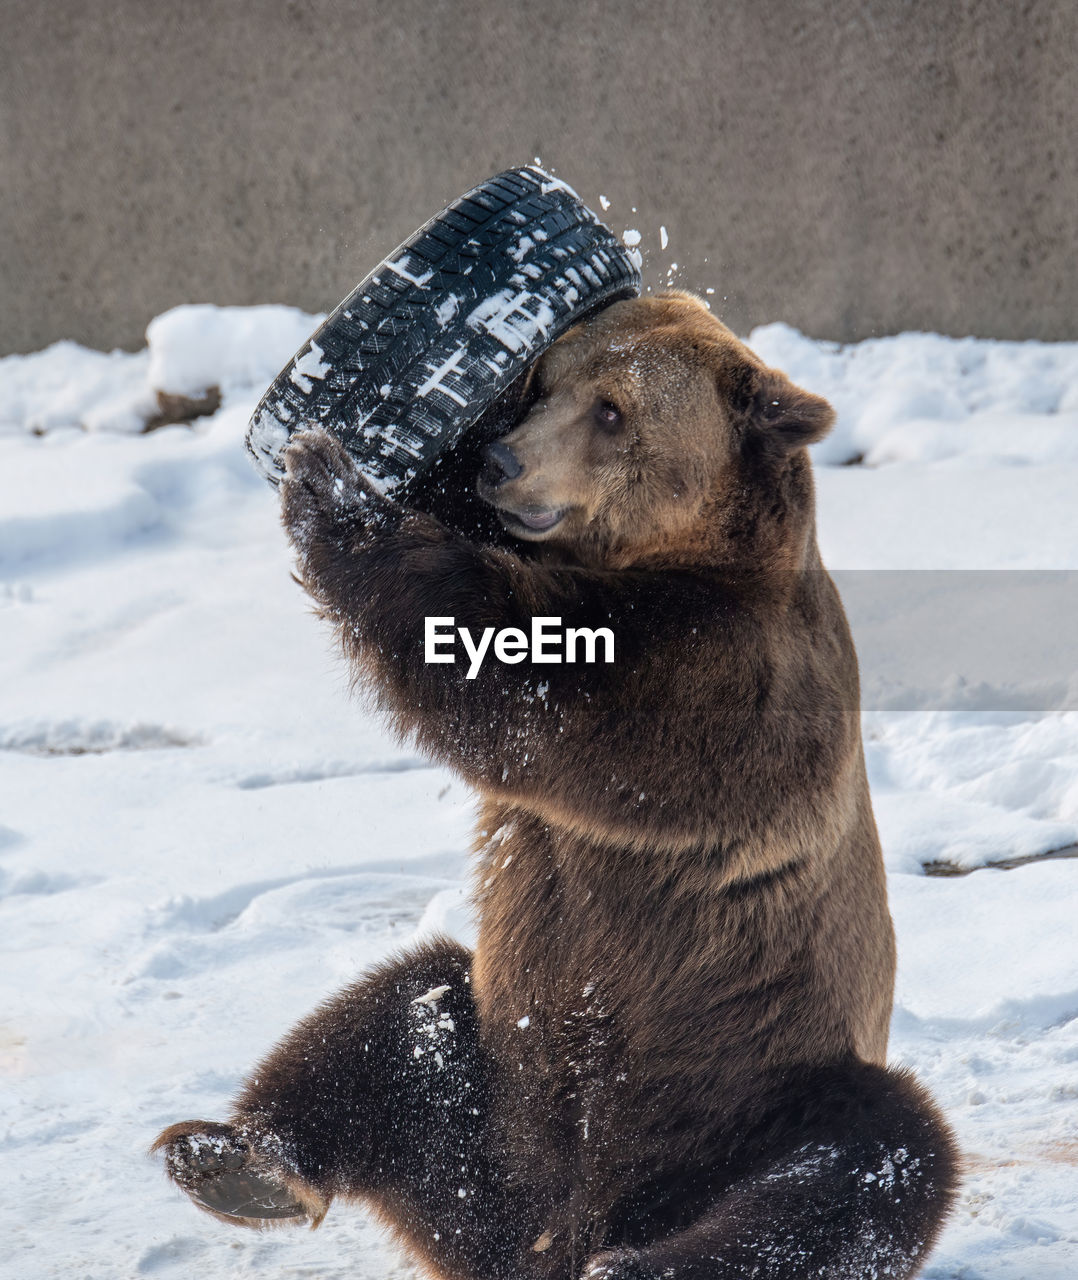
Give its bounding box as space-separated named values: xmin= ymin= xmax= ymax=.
xmin=152 ymin=1119 xmax=315 ymax=1228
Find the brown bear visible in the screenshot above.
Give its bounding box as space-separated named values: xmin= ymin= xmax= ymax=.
xmin=153 ymin=292 xmax=958 ymax=1279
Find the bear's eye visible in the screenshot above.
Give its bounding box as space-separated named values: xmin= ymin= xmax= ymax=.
xmin=593 ymin=399 xmax=623 ymax=434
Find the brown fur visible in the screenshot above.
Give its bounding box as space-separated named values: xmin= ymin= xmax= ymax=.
xmin=153 ymin=293 xmax=957 ymax=1278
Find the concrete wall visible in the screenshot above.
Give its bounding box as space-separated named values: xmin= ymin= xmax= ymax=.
xmin=2 ymin=0 xmax=1075 ymax=353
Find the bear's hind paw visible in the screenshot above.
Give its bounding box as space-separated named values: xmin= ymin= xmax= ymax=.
xmin=151 ymin=1119 xmax=328 ymax=1230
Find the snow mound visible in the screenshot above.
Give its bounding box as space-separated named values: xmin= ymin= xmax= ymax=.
xmin=747 ymin=324 xmax=1078 ymax=466
xmin=0 ymin=341 xmax=154 ymax=435
xmin=0 ymin=305 xmax=324 ymax=437
xmin=146 ymin=304 xmax=325 ymax=398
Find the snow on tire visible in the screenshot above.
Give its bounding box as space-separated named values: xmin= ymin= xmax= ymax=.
xmin=245 ymin=166 xmax=641 ymax=495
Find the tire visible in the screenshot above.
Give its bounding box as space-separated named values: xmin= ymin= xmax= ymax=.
xmin=245 ymin=166 xmax=641 ymax=497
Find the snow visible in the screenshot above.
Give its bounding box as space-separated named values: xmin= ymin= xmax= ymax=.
xmin=507 ymin=234 xmax=536 ymax=263
xmin=288 ymin=340 xmax=329 ymax=395
xmin=535 ymin=172 xmax=581 ymax=201
xmin=415 ymin=349 xmax=470 ymax=407
xmin=146 ymin=304 xmax=326 ymax=398
xmin=412 ymin=985 xmax=452 ymax=1007
xmin=0 ymin=342 xmax=155 ymax=436
xmin=465 ymin=289 xmax=556 ymax=356
xmin=750 ymin=323 xmax=1078 ymax=467
xmin=385 ymin=253 xmax=434 ymax=288
xmin=1 ymin=307 xmax=1077 ymax=1278
xmin=434 ymin=294 xmax=460 ymax=328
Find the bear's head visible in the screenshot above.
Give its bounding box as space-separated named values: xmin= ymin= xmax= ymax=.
xmin=476 ymin=291 xmax=834 ymax=571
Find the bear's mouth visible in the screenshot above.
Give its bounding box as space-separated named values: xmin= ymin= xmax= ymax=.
xmin=495 ymin=505 xmax=567 ymax=536
xmin=476 ymin=472 xmax=567 ymax=537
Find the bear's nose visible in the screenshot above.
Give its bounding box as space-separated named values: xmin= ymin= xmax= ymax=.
xmin=481 ymin=441 xmax=523 ymax=485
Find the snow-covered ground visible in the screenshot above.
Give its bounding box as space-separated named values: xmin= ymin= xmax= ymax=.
xmin=1 ymin=306 xmax=1076 ymax=1279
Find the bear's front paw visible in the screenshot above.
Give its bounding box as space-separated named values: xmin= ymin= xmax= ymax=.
xmin=151 ymin=1118 xmax=328 ymax=1230
xmin=279 ymin=427 xmax=392 ymax=555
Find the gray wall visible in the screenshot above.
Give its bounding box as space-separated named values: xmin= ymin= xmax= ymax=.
xmin=2 ymin=0 xmax=1075 ymax=354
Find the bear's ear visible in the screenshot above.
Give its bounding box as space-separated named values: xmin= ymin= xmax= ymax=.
xmin=743 ymin=366 xmax=835 ymax=454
